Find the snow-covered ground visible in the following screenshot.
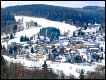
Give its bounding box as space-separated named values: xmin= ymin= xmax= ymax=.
xmin=1 ymin=16 xmax=105 ymax=78
xmin=15 ymin=16 xmax=77 ymax=37
xmin=2 ymin=16 xmax=77 ymax=47
xmin=2 ymin=54 xmax=103 ymax=78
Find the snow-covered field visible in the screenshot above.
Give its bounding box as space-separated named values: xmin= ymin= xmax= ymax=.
xmin=15 ymin=16 xmax=77 ymax=37
xmin=3 ymin=54 xmax=102 ymax=78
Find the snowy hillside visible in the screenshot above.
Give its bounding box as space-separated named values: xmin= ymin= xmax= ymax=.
xmin=2 ymin=16 xmax=77 ymax=51
xmin=15 ymin=16 xmax=77 ymax=37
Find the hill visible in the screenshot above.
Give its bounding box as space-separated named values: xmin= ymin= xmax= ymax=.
xmin=1 ymin=4 xmax=105 ymax=27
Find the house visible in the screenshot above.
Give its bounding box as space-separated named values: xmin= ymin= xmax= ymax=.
xmin=94 ymin=23 xmax=101 ymax=31
xmin=36 ymin=53 xmax=44 ymax=58
xmin=88 ymin=48 xmax=100 ymax=54
xmin=73 ymin=40 xmax=84 ymax=49
xmin=59 ymin=36 xmax=66 ymax=40
xmin=64 ymin=47 xmax=71 ymax=53
xmin=84 ymin=42 xmax=95 ymax=48
xmin=70 ymin=48 xmax=77 ymax=54
xmin=46 ymin=44 xmax=53 ymax=49
xmin=61 ymin=41 xmax=69 ymax=47
xmin=56 ymin=45 xmax=65 ymax=54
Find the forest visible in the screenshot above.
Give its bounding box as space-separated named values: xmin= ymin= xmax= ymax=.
xmin=39 ymin=27 xmax=60 ymax=41
xmin=1 ymin=8 xmax=16 ymax=34
xmin=1 ymin=4 xmax=105 ymax=34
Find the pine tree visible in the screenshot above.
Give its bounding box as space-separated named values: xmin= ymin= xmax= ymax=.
xmin=73 ymin=31 xmax=76 ymax=37
xmin=30 ymin=36 xmax=33 ymax=41
xmin=24 ymin=35 xmax=27 ymax=41
xmin=9 ymin=47 xmax=13 ymax=54
xmin=26 ymin=37 xmax=29 ymax=41
xmin=13 ymin=46 xmax=17 ymax=52
xmin=37 ymin=34 xmax=40 ymax=39
xmin=31 ymin=47 xmax=34 ymax=53
xmin=42 ymin=60 xmax=48 ymax=70
xmin=84 ymin=22 xmax=87 ymax=30
xmin=101 ymin=47 xmax=103 ymax=52
xmin=12 ymin=25 xmax=17 ymax=33
xmin=13 ymin=46 xmax=17 ymax=59
xmin=34 ymin=22 xmax=38 ymax=26
xmin=20 ymin=36 xmax=24 ymax=42
xmin=10 ymin=33 xmax=14 ymax=39
xmin=79 ymin=69 xmax=84 ymax=79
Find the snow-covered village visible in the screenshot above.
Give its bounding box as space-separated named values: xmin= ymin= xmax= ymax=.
xmin=1 ymin=1 xmax=105 ymax=79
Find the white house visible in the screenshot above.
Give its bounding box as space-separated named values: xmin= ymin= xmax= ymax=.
xmin=84 ymin=42 xmax=95 ymax=48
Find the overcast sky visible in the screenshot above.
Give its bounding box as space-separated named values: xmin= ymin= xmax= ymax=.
xmin=1 ymin=1 xmax=105 ymax=8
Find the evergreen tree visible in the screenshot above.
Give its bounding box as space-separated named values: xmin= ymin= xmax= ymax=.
xmin=10 ymin=33 xmax=14 ymax=39
xmin=83 ymin=22 xmax=87 ymax=30
xmin=38 ymin=27 xmax=60 ymax=42
xmin=13 ymin=46 xmax=17 ymax=59
xmin=84 ymin=25 xmax=87 ymax=30
xmin=73 ymin=31 xmax=76 ymax=37
xmin=20 ymin=36 xmax=24 ymax=42
xmin=9 ymin=47 xmax=13 ymax=54
xmin=101 ymin=47 xmax=103 ymax=52
xmin=30 ymin=36 xmax=33 ymax=41
xmin=13 ymin=45 xmax=17 ymax=52
xmin=12 ymin=25 xmax=17 ymax=33
xmin=96 ymin=55 xmax=99 ymax=62
xmin=26 ymin=37 xmax=29 ymax=41
xmin=34 ymin=22 xmax=38 ymax=26
xmin=31 ymin=47 xmax=34 ymax=53
xmin=42 ymin=60 xmax=48 ymax=70
xmin=37 ymin=34 xmax=40 ymax=39
xmin=79 ymin=69 xmax=84 ymax=79
xmin=24 ymin=35 xmax=27 ymax=41
xmin=78 ymin=30 xmax=84 ymax=36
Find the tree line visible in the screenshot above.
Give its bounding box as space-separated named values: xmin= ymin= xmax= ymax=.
xmin=1 ymin=8 xmax=16 ymax=34
xmin=2 ymin=4 xmax=105 ymax=27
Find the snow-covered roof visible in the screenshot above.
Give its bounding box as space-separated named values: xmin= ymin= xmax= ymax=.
xmin=71 ymin=50 xmax=76 ymax=53
xmin=83 ymin=28 xmax=96 ymax=33
xmin=89 ymin=48 xmax=99 ymax=50
xmin=84 ymin=43 xmax=95 ymax=46
xmin=62 ymin=42 xmax=68 ymax=46
xmin=94 ymin=23 xmax=101 ymax=26
xmin=59 ymin=36 xmax=66 ymax=39
xmin=66 ymin=48 xmax=70 ymax=50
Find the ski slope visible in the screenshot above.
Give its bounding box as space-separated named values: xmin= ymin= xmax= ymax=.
xmin=2 ymin=16 xmax=77 ymax=47
xmin=15 ymin=16 xmax=77 ymax=37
